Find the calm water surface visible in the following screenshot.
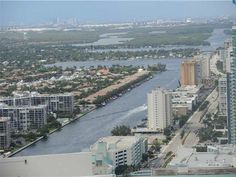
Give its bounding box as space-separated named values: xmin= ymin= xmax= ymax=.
xmin=15 ymin=28 xmax=228 ymax=157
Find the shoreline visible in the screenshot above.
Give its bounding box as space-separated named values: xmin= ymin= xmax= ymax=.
xmin=7 ymin=69 xmax=159 ymax=157
xmin=7 ymin=107 xmax=96 ymax=158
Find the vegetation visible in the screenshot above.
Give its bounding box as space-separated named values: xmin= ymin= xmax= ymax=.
xmin=163 ymin=127 xmax=172 ymax=136
xmin=198 ymin=113 xmax=227 ymax=143
xmin=93 ymin=72 xmax=152 ymax=106
xmin=0 ymin=30 xmax=100 ymax=43
xmin=38 ymin=115 xmax=62 ymax=137
xmin=147 ymin=63 xmax=166 ymax=72
xmin=23 ymin=132 xmax=38 ymax=142
xmin=111 ymin=125 xmax=131 ymax=136
xmin=152 ymin=139 xmax=162 ymax=152
xmin=195 ymin=146 xmax=207 ymax=152
xmin=174 ymin=115 xmax=188 ymax=128
xmin=115 ymin=164 xmax=140 ymax=175
xmin=216 ymin=60 xmax=224 ymax=73
xmin=141 ymin=153 xmax=149 ymax=162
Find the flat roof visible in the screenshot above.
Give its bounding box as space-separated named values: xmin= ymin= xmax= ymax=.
xmin=0 ymin=103 xmax=47 ymax=109
xmin=187 ymin=153 xmax=234 ymax=168
xmin=92 ymin=136 xmax=141 ymax=151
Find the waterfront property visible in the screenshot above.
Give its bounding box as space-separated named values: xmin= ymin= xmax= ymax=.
xmin=147 ymin=88 xmax=173 ymax=131
xmin=0 ymin=117 xmax=11 ymax=150
xmin=219 ymin=75 xmax=227 ymax=116
xmin=228 ymin=26 xmax=236 ymax=144
xmin=180 ymin=60 xmax=199 ymax=86
xmin=0 ymin=103 xmax=47 ymax=132
xmin=180 ymin=55 xmax=210 ymax=87
xmin=90 ymin=136 xmax=147 ymax=168
xmin=0 ymin=91 xmax=74 ymax=116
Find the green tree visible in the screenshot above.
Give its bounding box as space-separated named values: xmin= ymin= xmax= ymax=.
xmin=111 ymin=125 xmax=131 ymax=136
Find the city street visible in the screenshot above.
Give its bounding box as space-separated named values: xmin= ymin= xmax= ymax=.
xmin=149 ymin=52 xmax=221 ymax=168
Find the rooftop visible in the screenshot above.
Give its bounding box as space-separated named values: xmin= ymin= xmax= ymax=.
xmin=0 ymin=91 xmax=73 ymax=100
xmin=187 ymin=152 xmax=234 ymax=168
xmin=91 ymin=136 xmax=141 ymax=151
xmin=0 ymin=103 xmax=47 ymax=109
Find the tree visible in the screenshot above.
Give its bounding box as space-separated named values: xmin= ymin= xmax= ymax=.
xmin=163 ymin=127 xmax=171 ymax=136
xmin=24 ymin=132 xmax=38 ymax=142
xmin=141 ymin=153 xmax=149 ymax=162
xmin=115 ymin=165 xmax=128 ymax=175
xmin=152 ymin=139 xmax=161 ymax=152
xmin=111 ymin=125 xmax=131 ymax=136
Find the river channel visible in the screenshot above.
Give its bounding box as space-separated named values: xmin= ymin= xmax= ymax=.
xmin=15 ymin=28 xmax=228 ymax=156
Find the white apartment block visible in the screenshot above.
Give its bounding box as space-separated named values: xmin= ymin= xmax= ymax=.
xmin=90 ymin=136 xmax=147 ymax=168
xmin=0 ymin=117 xmax=11 ymax=149
xmin=0 ymin=91 xmax=74 ymax=115
xmin=147 ymin=88 xmax=172 ymax=130
xmin=0 ymin=103 xmax=47 ymax=132
xmin=194 ymin=55 xmax=210 ymax=81
xmin=221 ymin=39 xmax=233 ymax=73
xmin=218 ymin=75 xmax=227 ymax=116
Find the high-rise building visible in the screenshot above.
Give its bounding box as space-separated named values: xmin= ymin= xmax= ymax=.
xmin=0 ymin=104 xmax=47 ymax=132
xmin=0 ymin=117 xmax=11 ymax=149
xmin=199 ymin=56 xmax=210 ymax=79
xmin=228 ymin=27 xmax=236 ymax=144
xmin=147 ymin=88 xmax=172 ymax=130
xmin=180 ymin=60 xmax=198 ymax=86
xmin=194 ymin=55 xmax=211 ymax=80
xmin=220 ymin=40 xmax=233 ymax=73
xmin=218 ymin=75 xmax=227 ymax=116
xmin=0 ymin=91 xmax=74 ymax=115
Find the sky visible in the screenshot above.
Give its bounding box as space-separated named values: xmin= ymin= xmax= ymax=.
xmin=1 ymin=1 xmax=236 ymax=26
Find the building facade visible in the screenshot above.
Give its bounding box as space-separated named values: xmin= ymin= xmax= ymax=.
xmin=219 ymin=75 xmax=227 ymax=116
xmin=180 ymin=60 xmax=198 ymax=86
xmin=0 ymin=104 xmax=47 ymax=132
xmin=0 ymin=117 xmax=11 ymax=149
xmin=0 ymin=91 xmax=74 ymax=115
xmin=147 ymin=88 xmax=172 ymax=130
xmin=220 ymin=40 xmax=233 ymax=73
xmin=90 ymin=136 xmax=147 ymax=168
xmin=228 ymin=27 xmax=236 ymax=144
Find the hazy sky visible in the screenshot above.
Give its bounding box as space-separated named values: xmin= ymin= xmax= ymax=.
xmin=1 ymin=1 xmax=236 ymax=26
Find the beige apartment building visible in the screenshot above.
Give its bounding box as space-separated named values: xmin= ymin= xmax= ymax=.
xmin=180 ymin=60 xmax=198 ymax=86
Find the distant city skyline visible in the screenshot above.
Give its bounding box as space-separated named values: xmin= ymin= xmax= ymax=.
xmin=1 ymin=1 xmax=236 ymax=27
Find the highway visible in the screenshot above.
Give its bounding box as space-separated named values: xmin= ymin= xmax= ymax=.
xmin=149 ymin=53 xmax=221 ymax=168
xmin=148 ymin=88 xmax=218 ymax=168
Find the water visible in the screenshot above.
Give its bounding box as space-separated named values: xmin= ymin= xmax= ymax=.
xmin=15 ymin=59 xmax=181 ymax=156
xmin=50 ymin=28 xmax=229 ymax=51
xmin=47 ymin=58 xmax=181 ymax=69
xmin=72 ymin=32 xmax=133 ymax=46
xmin=15 ymin=28 xmax=228 ymax=157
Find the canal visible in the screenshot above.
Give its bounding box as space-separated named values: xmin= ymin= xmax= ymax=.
xmin=15 ymin=28 xmax=228 ymax=156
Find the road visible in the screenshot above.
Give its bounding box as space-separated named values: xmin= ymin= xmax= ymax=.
xmin=148 ymin=88 xmax=218 ymax=168
xmin=149 ymin=53 xmax=221 ymax=168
